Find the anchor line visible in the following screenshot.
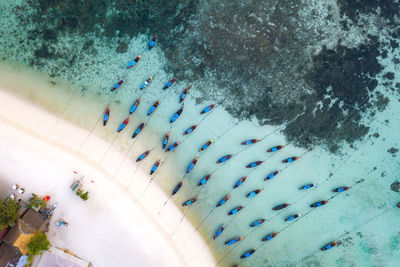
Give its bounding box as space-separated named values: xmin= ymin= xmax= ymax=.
xmin=222 ymin=153 xmax=393 ymax=265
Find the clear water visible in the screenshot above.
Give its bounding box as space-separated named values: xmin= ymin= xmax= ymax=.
xmin=0 ymin=1 xmax=399 ymax=266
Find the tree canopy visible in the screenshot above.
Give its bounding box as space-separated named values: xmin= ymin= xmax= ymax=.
xmin=0 ymin=197 xmax=20 ymax=230
xmin=27 ymin=232 xmax=50 ymax=255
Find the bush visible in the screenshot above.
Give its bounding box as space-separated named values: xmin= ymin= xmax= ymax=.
xmin=0 ymin=197 xmax=20 ymax=230
xmin=76 ymin=189 xmax=89 ymax=201
xmin=27 ymin=232 xmax=50 ymax=255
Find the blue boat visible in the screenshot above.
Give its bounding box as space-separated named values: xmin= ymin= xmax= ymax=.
xmin=103 ymin=106 xmax=110 ymax=126
xmin=246 ymin=161 xmax=263 ymax=168
xmin=213 ymin=224 xmax=226 ymax=240
xmin=148 ymin=34 xmax=157 ymax=50
xmin=163 ymin=78 xmax=176 ymax=90
xmin=240 ymin=249 xmax=255 ymax=259
xmin=111 ymin=79 xmax=124 ymax=91
xmin=162 ymin=132 xmax=169 ymax=149
xmin=216 ymin=195 xmax=230 ymax=207
xmin=127 ymin=55 xmax=141 ymax=69
xmin=217 ymin=154 xmax=232 ymax=164
xmin=225 ymin=237 xmax=243 ymax=245
xmin=200 ymin=140 xmax=213 ymax=152
xmin=170 ymin=106 xmax=183 ymax=123
xmin=250 ymin=219 xmax=265 ymax=227
xmin=198 ymin=174 xmax=211 ymax=186
xmin=132 ymin=123 xmax=144 ymax=139
xmin=129 ymin=97 xmax=141 ymax=114
xmin=166 ymin=141 xmax=181 ymax=152
xmin=172 ymin=181 xmax=183 ymax=195
xmin=186 ymin=157 xmax=198 ymax=173
xmin=182 ymin=197 xmax=197 ymax=206
xmin=264 ymin=170 xmax=279 ymax=181
xmin=183 ymin=125 xmax=197 ymax=135
xmin=285 ymin=214 xmax=301 ymax=222
xmin=140 ymin=76 xmax=153 ymax=90
xmin=233 ymin=177 xmax=247 ymax=188
xmin=262 ymin=233 xmax=279 ymax=242
xmin=136 ymin=150 xmax=150 ymax=162
xmin=228 ymin=206 xmax=243 ymax=215
xmin=246 ymin=189 xmax=262 ymax=198
xmin=117 ymin=117 xmax=129 ymax=132
xmin=200 ymin=104 xmax=215 ymax=114
xmin=267 ymin=145 xmax=284 ymax=152
xmin=321 ymin=242 xmax=338 ymax=251
xmin=179 ymin=87 xmax=189 ymax=103
xmin=147 ymin=100 xmax=160 ymax=116
xmin=150 ymin=160 xmax=160 ymax=175
xmin=299 ymin=183 xmax=314 ymax=190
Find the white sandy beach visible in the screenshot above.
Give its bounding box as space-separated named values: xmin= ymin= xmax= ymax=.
xmin=0 ymin=89 xmax=216 ymax=266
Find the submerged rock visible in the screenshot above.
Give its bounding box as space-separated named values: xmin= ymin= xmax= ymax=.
xmin=391 ymin=181 xmax=400 ymax=192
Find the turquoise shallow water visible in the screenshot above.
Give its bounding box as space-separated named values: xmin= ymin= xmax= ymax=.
xmin=0 ymin=1 xmax=400 ymax=266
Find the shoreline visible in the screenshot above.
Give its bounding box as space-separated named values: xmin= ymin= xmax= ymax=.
xmin=0 ymin=88 xmax=216 ymax=266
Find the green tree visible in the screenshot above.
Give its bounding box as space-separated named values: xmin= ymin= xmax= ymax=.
xmin=0 ymin=197 xmax=20 ymax=230
xmin=27 ymin=232 xmax=50 ymax=255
